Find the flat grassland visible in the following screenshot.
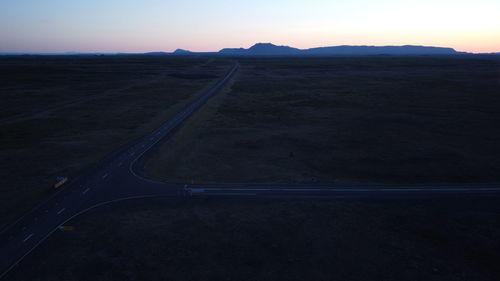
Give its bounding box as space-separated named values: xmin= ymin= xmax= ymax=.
xmin=0 ymin=56 xmax=231 ymax=222
xmin=3 ymin=56 xmax=500 ymax=281
xmin=145 ymin=56 xmax=500 ymax=184
xmin=5 ymin=198 xmax=500 ymax=281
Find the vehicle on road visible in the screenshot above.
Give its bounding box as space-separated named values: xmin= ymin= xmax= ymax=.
xmin=53 ymin=177 xmax=68 ymax=189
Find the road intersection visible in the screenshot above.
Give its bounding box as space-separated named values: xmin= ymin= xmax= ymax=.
xmin=1 ymin=62 xmax=499 ymax=279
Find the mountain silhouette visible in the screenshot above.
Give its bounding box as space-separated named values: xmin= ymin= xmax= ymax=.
xmin=173 ymin=49 xmax=192 ymax=54
xmin=144 ymin=51 xmax=169 ymax=55
xmin=303 ymin=45 xmax=458 ymax=55
xmin=217 ymin=43 xmax=462 ymax=56
xmin=138 ymin=43 xmax=467 ymax=56
xmin=221 ymin=43 xmax=300 ymax=55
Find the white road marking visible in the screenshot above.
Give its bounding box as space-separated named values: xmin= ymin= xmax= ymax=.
xmin=380 ymin=188 xmax=423 ymax=191
xmin=82 ymin=188 xmax=90 ymax=195
xmin=23 ymin=234 xmax=33 ymax=243
xmin=204 ymin=193 xmax=256 ymax=196
xmin=0 ymin=64 xmax=240 ymax=281
xmin=188 ymin=187 xmax=500 ymax=193
xmin=102 ymin=173 xmax=108 ymax=179
xmin=57 ymin=208 xmax=65 ymax=215
xmin=192 ymin=188 xmax=334 ymax=192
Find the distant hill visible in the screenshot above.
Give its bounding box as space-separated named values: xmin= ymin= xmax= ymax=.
xmin=218 ymin=43 xmax=462 ymax=56
xmin=1 ymin=43 xmax=484 ymax=56
xmin=303 ymin=45 xmax=460 ymax=55
xmin=220 ymin=43 xmax=301 ymax=56
xmin=144 ymin=51 xmax=169 ymax=55
xmin=172 ymin=49 xmax=192 ymax=55
xmin=144 ymin=49 xmax=193 ymax=56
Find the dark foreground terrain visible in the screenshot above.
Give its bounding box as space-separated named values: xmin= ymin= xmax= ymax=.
xmin=2 ymin=56 xmax=500 ymax=281
xmin=145 ymin=56 xmax=500 ymax=184
xmin=5 ymin=198 xmax=500 ymax=281
xmin=0 ymin=56 xmax=231 ymax=222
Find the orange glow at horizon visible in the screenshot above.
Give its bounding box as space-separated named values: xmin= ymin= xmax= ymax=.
xmin=0 ymin=0 xmax=498 ymax=54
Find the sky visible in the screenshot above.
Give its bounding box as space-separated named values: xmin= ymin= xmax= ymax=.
xmin=0 ymin=0 xmax=499 ymax=53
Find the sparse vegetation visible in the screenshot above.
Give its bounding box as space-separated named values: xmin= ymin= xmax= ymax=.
xmin=0 ymin=56 xmax=232 ymax=222
xmin=3 ymin=56 xmax=500 ymax=281
xmin=5 ymin=198 xmax=500 ymax=281
xmin=144 ymin=56 xmax=500 ymax=184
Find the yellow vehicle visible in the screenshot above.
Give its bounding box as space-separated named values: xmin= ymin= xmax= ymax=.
xmin=53 ymin=177 xmax=68 ymax=189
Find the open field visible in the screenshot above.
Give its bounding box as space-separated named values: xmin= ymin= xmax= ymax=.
xmin=3 ymin=56 xmax=500 ymax=281
xmin=0 ymin=56 xmax=232 ymax=222
xmin=144 ymin=56 xmax=500 ymax=184
xmin=5 ymin=198 xmax=500 ymax=281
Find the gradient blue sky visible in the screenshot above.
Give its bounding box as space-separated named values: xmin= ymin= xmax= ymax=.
xmin=0 ymin=0 xmax=499 ymax=53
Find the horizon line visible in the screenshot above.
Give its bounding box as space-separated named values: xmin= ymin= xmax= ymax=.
xmin=1 ymin=43 xmax=499 ymax=55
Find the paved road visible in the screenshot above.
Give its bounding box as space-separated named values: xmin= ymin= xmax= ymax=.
xmin=0 ymin=63 xmax=238 ymax=279
xmin=186 ymin=184 xmax=500 ymax=200
xmin=1 ymin=61 xmax=500 ymax=279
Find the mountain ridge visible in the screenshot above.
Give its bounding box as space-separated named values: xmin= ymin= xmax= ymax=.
xmin=220 ymin=43 xmax=301 ymax=55
xmin=3 ymin=43 xmax=494 ymax=56
xmin=217 ymin=43 xmax=464 ymax=56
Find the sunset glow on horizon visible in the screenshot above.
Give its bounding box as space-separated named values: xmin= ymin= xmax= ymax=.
xmin=1 ymin=0 xmax=499 ymax=53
